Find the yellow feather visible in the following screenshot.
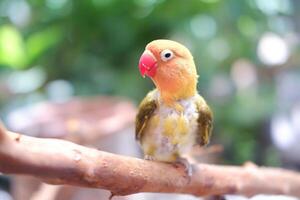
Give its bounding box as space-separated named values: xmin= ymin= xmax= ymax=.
xmin=163 ymin=116 xmax=175 ymax=137
xmin=145 ymin=144 xmax=156 ymax=156
xmin=150 ymin=115 xmax=160 ymax=128
xmin=177 ymin=114 xmax=189 ymax=136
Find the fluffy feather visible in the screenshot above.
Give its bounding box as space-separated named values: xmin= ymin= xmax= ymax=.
xmin=136 ymin=39 xmax=213 ymax=162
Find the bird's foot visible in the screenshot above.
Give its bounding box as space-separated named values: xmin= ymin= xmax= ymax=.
xmin=144 ymin=155 xmax=155 ymax=161
xmin=173 ymin=157 xmax=193 ymax=182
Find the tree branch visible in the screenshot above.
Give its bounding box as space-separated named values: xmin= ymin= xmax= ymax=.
xmin=0 ymin=128 xmax=300 ymax=198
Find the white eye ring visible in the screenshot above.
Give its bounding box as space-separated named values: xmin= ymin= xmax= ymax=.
xmin=160 ymin=49 xmax=174 ymax=62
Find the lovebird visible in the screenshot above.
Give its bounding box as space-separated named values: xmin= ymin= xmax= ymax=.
xmin=135 ymin=39 xmax=213 ymax=176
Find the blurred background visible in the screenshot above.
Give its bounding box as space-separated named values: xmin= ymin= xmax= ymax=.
xmin=0 ymin=0 xmax=299 ymax=199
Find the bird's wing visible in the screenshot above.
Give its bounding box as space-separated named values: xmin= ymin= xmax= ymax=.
xmin=195 ymin=94 xmax=213 ymax=146
xmin=135 ymin=90 xmax=158 ymax=141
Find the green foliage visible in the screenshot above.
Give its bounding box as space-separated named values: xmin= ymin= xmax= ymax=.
xmin=0 ymin=25 xmax=26 ymax=68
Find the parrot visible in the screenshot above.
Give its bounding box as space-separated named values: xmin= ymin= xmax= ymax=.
xmin=135 ymin=39 xmax=213 ymax=176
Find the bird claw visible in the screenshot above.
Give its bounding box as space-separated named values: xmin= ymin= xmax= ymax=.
xmin=173 ymin=157 xmax=193 ymax=182
xmin=144 ymin=155 xmax=154 ymax=161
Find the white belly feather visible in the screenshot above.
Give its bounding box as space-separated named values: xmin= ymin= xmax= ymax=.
xmin=141 ymin=93 xmax=199 ymax=162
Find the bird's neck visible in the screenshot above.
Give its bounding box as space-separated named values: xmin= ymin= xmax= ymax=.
xmin=151 ymin=61 xmax=198 ymax=109
xmin=153 ymin=75 xmax=197 ymax=108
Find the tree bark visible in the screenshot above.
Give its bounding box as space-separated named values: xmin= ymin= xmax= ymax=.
xmin=0 ymin=125 xmax=300 ymax=198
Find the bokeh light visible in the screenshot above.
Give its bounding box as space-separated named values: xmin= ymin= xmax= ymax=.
xmin=257 ymin=32 xmax=289 ymax=66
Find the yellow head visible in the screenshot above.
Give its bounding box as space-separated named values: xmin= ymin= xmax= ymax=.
xmin=138 ymin=39 xmax=198 ymax=103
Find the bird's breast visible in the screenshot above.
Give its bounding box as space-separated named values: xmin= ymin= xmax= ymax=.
xmin=141 ymin=95 xmax=199 ymax=161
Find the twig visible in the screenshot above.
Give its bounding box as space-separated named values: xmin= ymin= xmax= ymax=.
xmin=0 ymin=129 xmax=300 ymax=197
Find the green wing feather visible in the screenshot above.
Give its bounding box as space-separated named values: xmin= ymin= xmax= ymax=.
xmin=195 ymin=95 xmax=213 ymax=146
xmin=135 ymin=90 xmax=157 ymax=141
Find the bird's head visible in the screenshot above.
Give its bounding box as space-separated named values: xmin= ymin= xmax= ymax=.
xmin=138 ymin=39 xmax=198 ymax=103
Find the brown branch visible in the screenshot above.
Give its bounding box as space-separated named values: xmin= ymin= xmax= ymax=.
xmin=0 ymin=128 xmax=300 ymax=198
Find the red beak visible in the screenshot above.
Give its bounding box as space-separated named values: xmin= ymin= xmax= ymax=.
xmin=138 ymin=51 xmax=157 ymax=78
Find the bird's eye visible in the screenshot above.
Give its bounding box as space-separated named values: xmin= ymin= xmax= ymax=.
xmin=160 ymin=49 xmax=174 ymax=62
